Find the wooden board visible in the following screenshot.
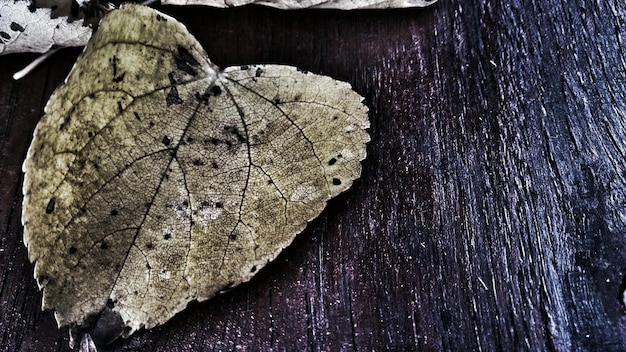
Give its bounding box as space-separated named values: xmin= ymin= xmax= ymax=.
xmin=1 ymin=1 xmax=626 ymax=350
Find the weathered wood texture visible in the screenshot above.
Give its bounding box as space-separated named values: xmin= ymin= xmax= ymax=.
xmin=2 ymin=0 xmax=626 ymax=350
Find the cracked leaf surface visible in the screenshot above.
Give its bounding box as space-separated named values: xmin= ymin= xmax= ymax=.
xmin=21 ymin=3 xmax=369 ymax=341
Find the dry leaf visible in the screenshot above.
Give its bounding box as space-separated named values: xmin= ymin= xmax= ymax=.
xmin=162 ymin=0 xmax=438 ymax=9
xmin=22 ymin=3 xmax=369 ymax=347
xmin=0 ymin=0 xmax=93 ymax=54
xmin=2 ymin=0 xmax=437 ymax=56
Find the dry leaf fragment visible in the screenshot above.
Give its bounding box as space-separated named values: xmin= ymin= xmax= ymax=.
xmin=2 ymin=0 xmax=437 ymax=56
xmin=0 ymin=0 xmax=92 ymax=55
xmin=162 ymin=0 xmax=437 ymax=9
xmin=22 ymin=3 xmax=369 ymax=347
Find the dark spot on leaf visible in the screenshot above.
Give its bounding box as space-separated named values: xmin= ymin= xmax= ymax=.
xmin=168 ymin=72 xmax=177 ymax=85
xmin=110 ymin=55 xmax=118 ymax=77
xmin=273 ymin=98 xmax=281 ymax=105
xmin=250 ymin=265 xmax=257 ymax=273
xmin=146 ymin=263 xmax=152 ymax=269
xmin=10 ymin=22 xmax=25 ymax=32
xmin=89 ymin=93 xmax=95 ymax=98
xmin=134 ymin=112 xmax=141 ymax=120
xmin=215 ymin=202 xmax=223 ymax=208
xmin=110 ymin=209 xmax=118 ymax=216
xmin=255 ymin=67 xmax=263 ymax=77
xmin=156 ymin=14 xmax=166 ymax=21
xmin=267 ymin=180 xmax=274 ymax=185
xmin=164 ymin=233 xmax=171 ymax=240
xmin=45 ymin=198 xmax=56 ymax=214
xmin=333 ymin=115 xmax=339 ymax=120
xmin=0 ymin=32 xmax=10 ymax=40
xmin=296 ymin=67 xmax=309 ymax=74
xmin=117 ymin=101 xmax=123 ymax=113
xmin=195 ymin=91 xmax=210 ymax=105
xmin=332 ymin=178 xmax=342 ymax=185
xmin=294 ymin=94 xmax=302 ymax=101
xmin=175 ymin=46 xmax=200 ymax=76
xmin=212 ymin=162 xmax=219 ymax=169
xmin=192 ymin=159 xmax=204 ymax=166
xmin=145 ymin=243 xmax=154 ymax=250
xmin=328 ymin=158 xmax=337 ymax=165
xmin=240 ymin=65 xmax=249 ymax=70
xmin=162 ymin=136 xmax=171 ymax=146
xmin=100 ymin=242 xmax=109 ymax=250
xmin=211 ymin=85 xmax=222 ymax=96
xmin=59 ymin=116 xmax=70 ymax=130
xmin=223 ymin=126 xmax=247 ymax=143
xmin=230 ymin=234 xmax=237 ymax=240
xmin=205 ymin=137 xmax=220 ymax=145
xmin=166 ymin=86 xmax=183 ymax=106
xmin=113 ymin=72 xmax=125 ymax=83
xmin=88 ymin=131 xmax=94 ymax=138
xmin=68 ymin=246 xmax=77 ymax=254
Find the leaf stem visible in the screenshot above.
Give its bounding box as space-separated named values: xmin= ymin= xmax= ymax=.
xmin=13 ymin=48 xmax=62 ymax=81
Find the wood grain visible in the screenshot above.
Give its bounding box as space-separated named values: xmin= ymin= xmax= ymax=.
xmin=2 ymin=1 xmax=626 ymax=350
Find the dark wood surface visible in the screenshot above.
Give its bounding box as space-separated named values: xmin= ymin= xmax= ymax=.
xmin=3 ymin=0 xmax=626 ymax=350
